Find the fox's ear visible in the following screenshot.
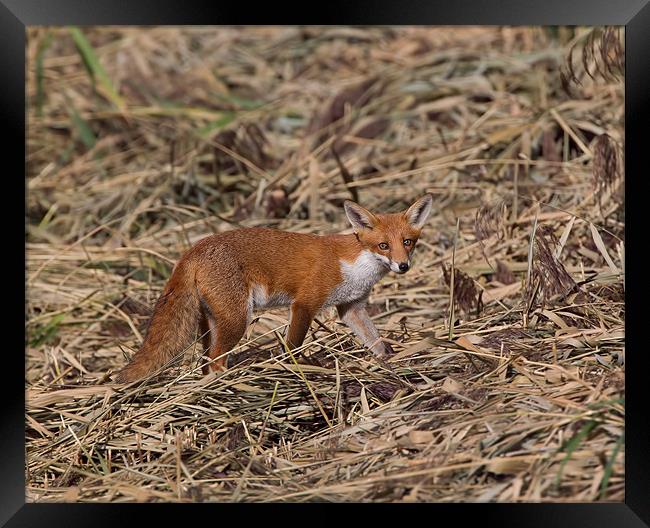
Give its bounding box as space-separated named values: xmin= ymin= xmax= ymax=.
xmin=404 ymin=194 xmax=433 ymax=228
xmin=344 ymin=200 xmax=377 ymax=231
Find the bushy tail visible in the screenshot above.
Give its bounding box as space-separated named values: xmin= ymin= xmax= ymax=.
xmin=114 ymin=261 xmax=200 ymax=383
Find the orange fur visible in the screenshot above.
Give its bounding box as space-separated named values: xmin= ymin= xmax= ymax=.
xmin=114 ymin=195 xmax=433 ymax=383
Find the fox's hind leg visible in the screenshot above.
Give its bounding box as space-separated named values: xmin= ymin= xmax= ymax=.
xmin=198 ymin=312 xmax=213 ymax=374
xmin=194 ymin=250 xmax=250 ymax=374
xmin=199 ymin=291 xmax=249 ymax=374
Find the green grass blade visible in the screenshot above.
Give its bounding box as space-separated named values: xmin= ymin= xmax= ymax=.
xmin=29 ymin=313 xmax=66 ymax=347
xmin=144 ymin=256 xmax=171 ymax=280
xmin=555 ymin=419 xmax=598 ymax=486
xmin=214 ymin=93 xmax=264 ymax=110
xmin=70 ymin=105 xmax=97 ymax=150
xmin=35 ymin=31 xmax=53 ymax=117
xmin=599 ymin=432 xmax=624 ymax=499
xmin=196 ymin=112 xmax=236 ymax=138
xmin=69 ymin=27 xmax=126 ymax=111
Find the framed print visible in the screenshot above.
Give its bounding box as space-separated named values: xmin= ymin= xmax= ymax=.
xmin=8 ymin=0 xmax=649 ymax=526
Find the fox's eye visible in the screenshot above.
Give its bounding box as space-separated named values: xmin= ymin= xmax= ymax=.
xmin=378 ymin=242 xmax=389 ymax=250
xmin=403 ymin=239 xmax=413 ymax=247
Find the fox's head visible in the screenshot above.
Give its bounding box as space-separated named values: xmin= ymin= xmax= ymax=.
xmin=344 ymin=194 xmax=433 ymax=274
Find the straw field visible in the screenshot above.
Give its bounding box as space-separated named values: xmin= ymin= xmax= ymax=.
xmin=26 ymin=26 xmax=625 ymax=502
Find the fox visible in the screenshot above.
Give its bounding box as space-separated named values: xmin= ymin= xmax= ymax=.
xmin=114 ymin=194 xmax=433 ymax=383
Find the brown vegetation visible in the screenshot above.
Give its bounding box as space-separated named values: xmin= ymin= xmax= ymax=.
xmin=26 ymin=26 xmax=624 ymax=502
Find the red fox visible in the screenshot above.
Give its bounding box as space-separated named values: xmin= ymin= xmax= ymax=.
xmin=114 ymin=194 xmax=433 ymax=383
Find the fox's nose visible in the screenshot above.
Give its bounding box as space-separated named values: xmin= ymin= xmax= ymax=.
xmin=398 ymin=262 xmax=409 ymax=272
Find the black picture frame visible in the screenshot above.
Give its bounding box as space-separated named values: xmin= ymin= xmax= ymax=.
xmin=8 ymin=1 xmax=649 ymax=526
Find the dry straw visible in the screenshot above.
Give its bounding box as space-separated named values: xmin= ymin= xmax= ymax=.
xmin=27 ymin=26 xmax=624 ymax=502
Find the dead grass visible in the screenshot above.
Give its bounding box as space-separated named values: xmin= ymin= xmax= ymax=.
xmin=26 ymin=26 xmax=624 ymax=503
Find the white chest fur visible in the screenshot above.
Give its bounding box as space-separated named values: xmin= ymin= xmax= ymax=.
xmin=325 ymin=250 xmax=389 ymax=307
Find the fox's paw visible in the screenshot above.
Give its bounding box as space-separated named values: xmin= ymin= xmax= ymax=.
xmin=202 ymin=358 xmax=228 ymax=375
xmin=372 ymin=341 xmax=396 ymax=361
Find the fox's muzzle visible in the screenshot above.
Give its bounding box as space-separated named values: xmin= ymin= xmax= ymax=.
xmin=390 ymin=260 xmax=410 ymax=274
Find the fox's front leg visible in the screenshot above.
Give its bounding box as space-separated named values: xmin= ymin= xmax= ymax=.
xmin=285 ymin=301 xmax=318 ymax=350
xmin=337 ymin=300 xmax=394 ymax=357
